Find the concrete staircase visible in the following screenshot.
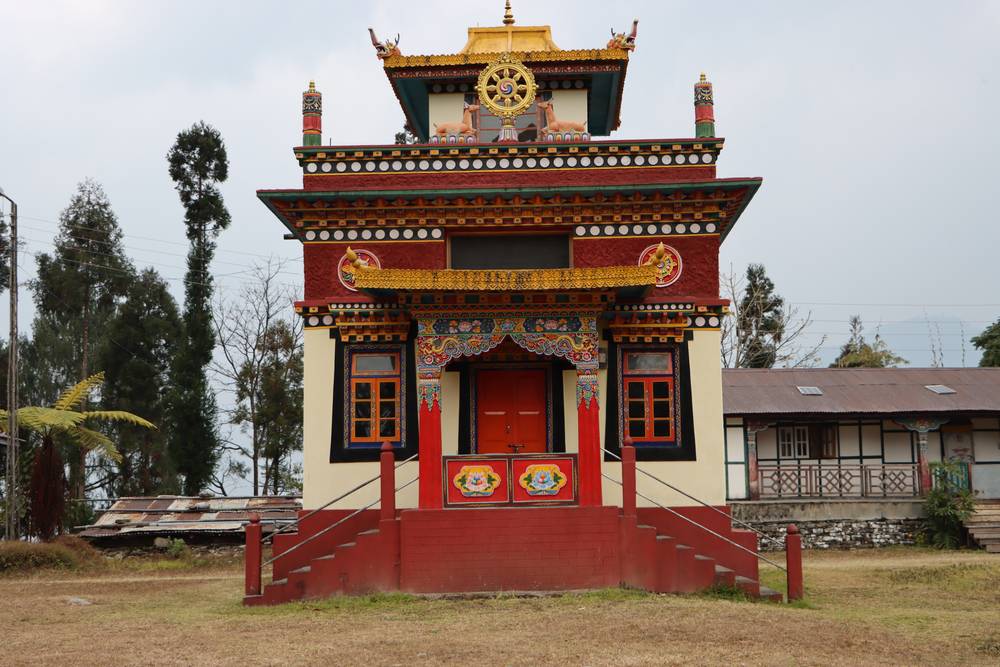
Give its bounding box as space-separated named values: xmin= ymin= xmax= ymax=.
xmin=244 ymin=505 xmax=782 ymax=605
xmin=966 ymin=498 xmax=1000 ymax=553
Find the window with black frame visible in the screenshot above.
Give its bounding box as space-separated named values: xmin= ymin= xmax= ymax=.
xmin=620 ymin=349 xmax=678 ymax=447
xmin=347 ymin=349 xmax=401 ymax=447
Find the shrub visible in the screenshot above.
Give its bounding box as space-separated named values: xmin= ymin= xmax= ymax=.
xmin=167 ymin=538 xmax=190 ymax=559
xmin=0 ymin=540 xmax=77 ymax=573
xmin=920 ymin=460 xmax=977 ymax=549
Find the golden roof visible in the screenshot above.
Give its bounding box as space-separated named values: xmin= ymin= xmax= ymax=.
xmin=354 ymin=265 xmax=657 ymax=292
xmin=457 ymin=0 xmax=559 ymax=54
xmin=459 ymin=25 xmax=560 ymax=55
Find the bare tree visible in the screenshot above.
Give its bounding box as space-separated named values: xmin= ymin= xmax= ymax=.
xmin=720 ymin=264 xmax=825 ymax=369
xmin=212 ymin=258 xmax=302 ymax=495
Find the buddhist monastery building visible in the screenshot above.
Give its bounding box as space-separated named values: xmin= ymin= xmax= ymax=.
xmin=246 ymin=4 xmax=774 ymax=604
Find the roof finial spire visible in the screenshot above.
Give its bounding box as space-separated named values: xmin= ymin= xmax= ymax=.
xmin=503 ymin=0 xmax=515 ymax=26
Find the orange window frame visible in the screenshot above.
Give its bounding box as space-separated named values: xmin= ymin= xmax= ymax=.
xmin=622 ymin=351 xmax=675 ymax=445
xmin=349 ymin=351 xmax=401 ymax=445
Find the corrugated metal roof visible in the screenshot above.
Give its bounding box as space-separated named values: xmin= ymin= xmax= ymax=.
xmin=77 ymin=495 xmax=302 ymax=540
xmin=723 ymin=367 xmax=1000 ymax=416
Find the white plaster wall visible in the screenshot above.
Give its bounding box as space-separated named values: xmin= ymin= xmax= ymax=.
xmin=757 ymin=428 xmax=777 ymax=460
xmin=926 ymin=431 xmax=943 ymax=462
xmin=301 ymin=331 xmax=420 ymax=511
xmin=441 ymin=370 xmax=460 ymax=456
xmin=883 ymin=432 xmax=913 ymax=463
xmin=429 ymin=90 xmax=589 ymax=137
xmin=726 ymin=427 xmax=745 ymax=462
xmin=861 ymin=425 xmax=882 ymax=457
xmin=728 ymin=464 xmax=748 ymax=500
xmin=303 ymin=326 xmax=726 ymax=511
xmin=542 ymin=90 xmax=589 ymax=131
xmin=974 ymin=430 xmax=1000 ymax=462
xmin=428 ymin=93 xmax=469 ymax=136
xmin=602 ymin=330 xmax=727 ymax=507
xmin=301 ymin=328 xmax=336 ymax=510
xmin=838 ymin=424 xmax=860 ymax=457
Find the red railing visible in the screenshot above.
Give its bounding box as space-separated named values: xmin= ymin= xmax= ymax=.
xmin=613 ymin=438 xmax=803 ymax=602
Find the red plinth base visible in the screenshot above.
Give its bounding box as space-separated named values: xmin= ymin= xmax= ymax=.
xmin=244 ymin=504 xmax=774 ymax=606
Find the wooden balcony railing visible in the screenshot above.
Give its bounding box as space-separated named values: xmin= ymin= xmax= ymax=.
xmin=757 ymin=463 xmax=921 ymax=499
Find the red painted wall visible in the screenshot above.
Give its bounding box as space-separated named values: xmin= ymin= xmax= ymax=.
xmin=303 ymin=166 xmax=717 ymax=192
xmin=399 ymin=506 xmax=620 ymax=593
xmin=573 ymin=234 xmax=719 ymax=299
xmin=304 ymin=241 xmax=446 ymax=300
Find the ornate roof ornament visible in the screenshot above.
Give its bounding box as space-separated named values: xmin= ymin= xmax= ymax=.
xmin=503 ymin=0 xmax=515 ymax=27
xmin=476 ymin=52 xmax=537 ymax=140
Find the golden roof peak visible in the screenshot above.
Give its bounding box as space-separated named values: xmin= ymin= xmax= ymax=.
xmin=700 ymin=72 xmax=706 ymax=82
xmin=503 ymin=0 xmax=515 ymax=26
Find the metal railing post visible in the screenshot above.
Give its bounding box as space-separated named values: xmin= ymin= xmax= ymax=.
xmin=245 ymin=513 xmax=262 ymax=596
xmin=622 ymin=436 xmax=636 ymax=516
xmin=786 ymin=523 xmax=803 ymax=601
xmin=380 ymin=442 xmax=395 ymax=522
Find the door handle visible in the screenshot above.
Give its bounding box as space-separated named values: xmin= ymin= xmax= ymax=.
xmin=507 ymin=425 xmax=511 ymax=434
xmin=508 ymin=443 xmax=524 ymax=454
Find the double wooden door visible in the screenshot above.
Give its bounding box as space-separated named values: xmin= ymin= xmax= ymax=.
xmin=476 ymin=369 xmax=547 ymax=454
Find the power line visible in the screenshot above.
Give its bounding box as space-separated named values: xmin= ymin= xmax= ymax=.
xmin=16 ymin=261 xmax=191 ymax=393
xmin=19 ymin=214 xmax=302 ymax=264
xmin=790 ymin=302 xmax=1000 ymax=308
xmin=20 ymin=224 xmax=302 ymax=277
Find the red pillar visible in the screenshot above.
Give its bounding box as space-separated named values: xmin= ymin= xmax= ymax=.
xmin=380 ymin=441 xmax=396 ymax=521
xmin=418 ymin=378 xmax=443 ymax=510
xmin=916 ymin=431 xmax=931 ymax=495
xmin=577 ymin=371 xmax=602 ymax=507
xmin=622 ymin=437 xmax=636 ymax=516
xmin=245 ymin=513 xmax=262 ymax=597
xmin=747 ymin=431 xmax=760 ymax=501
xmin=786 ymin=523 xmax=803 ymax=602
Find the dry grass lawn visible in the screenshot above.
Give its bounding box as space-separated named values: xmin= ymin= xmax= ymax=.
xmin=1 ymin=547 xmax=998 ymax=666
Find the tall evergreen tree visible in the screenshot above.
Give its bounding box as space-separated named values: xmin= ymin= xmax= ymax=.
xmin=720 ymin=264 xmax=823 ymax=369
xmin=972 ymin=317 xmax=1000 ymax=367
xmin=29 ymin=179 xmax=134 ymax=498
xmin=98 ymin=268 xmax=183 ymax=496
xmin=737 ymin=264 xmax=786 ymax=368
xmin=166 ymin=121 xmax=231 ymax=494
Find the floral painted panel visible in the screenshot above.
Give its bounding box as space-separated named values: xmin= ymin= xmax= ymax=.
xmin=518 ymin=464 xmax=567 ymax=496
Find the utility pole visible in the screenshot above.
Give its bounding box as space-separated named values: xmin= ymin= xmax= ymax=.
xmin=1 ymin=187 xmax=18 ymax=540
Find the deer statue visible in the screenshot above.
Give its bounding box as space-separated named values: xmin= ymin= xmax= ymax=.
xmin=368 ymin=28 xmax=401 ymax=59
xmin=537 ymin=100 xmax=587 ymax=134
xmin=434 ymin=103 xmax=480 ymax=138
xmin=607 ymin=19 xmax=639 ymax=51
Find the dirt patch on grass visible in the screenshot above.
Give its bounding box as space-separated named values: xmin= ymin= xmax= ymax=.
xmin=1 ymin=548 xmax=998 ymax=666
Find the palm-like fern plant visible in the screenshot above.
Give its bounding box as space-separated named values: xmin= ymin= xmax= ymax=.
xmin=1 ymin=372 xmax=155 ymax=541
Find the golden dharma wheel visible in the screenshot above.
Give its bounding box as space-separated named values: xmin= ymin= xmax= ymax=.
xmin=476 ymin=52 xmax=537 ymax=119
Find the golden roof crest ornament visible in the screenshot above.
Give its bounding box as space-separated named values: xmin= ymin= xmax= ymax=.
xmin=503 ymin=0 xmax=515 ymax=26
xmin=476 ymin=52 xmax=537 ymax=141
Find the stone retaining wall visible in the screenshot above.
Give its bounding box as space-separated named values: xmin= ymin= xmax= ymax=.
xmin=746 ymin=519 xmax=923 ymax=552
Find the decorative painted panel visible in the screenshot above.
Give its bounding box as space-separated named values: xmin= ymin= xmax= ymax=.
xmin=445 ymin=458 xmax=510 ymax=506
xmin=442 ymin=454 xmax=578 ymax=508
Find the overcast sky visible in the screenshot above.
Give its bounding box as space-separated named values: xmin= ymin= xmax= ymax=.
xmin=2 ymin=0 xmax=998 ymax=371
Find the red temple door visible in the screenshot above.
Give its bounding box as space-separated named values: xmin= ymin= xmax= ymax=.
xmin=477 ymin=369 xmax=547 ymax=454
